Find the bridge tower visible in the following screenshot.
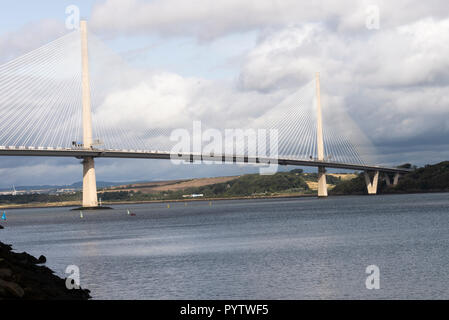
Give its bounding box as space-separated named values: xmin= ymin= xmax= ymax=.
xmin=315 ymin=72 xmax=328 ymax=197
xmin=80 ymin=20 xmax=98 ymax=208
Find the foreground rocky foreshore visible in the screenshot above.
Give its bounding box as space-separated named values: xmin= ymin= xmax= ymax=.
xmin=0 ymin=238 xmax=91 ymax=300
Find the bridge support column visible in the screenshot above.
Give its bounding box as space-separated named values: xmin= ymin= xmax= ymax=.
xmin=385 ymin=172 xmax=401 ymax=187
xmin=318 ymin=166 xmax=328 ymax=197
xmin=315 ymin=72 xmax=328 ymax=198
xmin=82 ymin=157 xmax=98 ymax=207
xmin=384 ymin=173 xmax=392 ymax=186
xmin=364 ymin=171 xmax=380 ymax=195
xmin=393 ymin=172 xmax=400 ymax=185
xmin=80 ymin=20 xmax=98 ymax=208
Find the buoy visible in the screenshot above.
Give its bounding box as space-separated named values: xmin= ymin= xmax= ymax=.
xmin=127 ymin=209 xmax=136 ymax=216
xmin=1 ymin=212 xmax=6 ymax=221
xmin=80 ymin=211 xmax=84 ymax=219
xmin=167 ymin=204 xmax=170 ymax=209
xmin=209 ymin=201 xmax=212 ymax=207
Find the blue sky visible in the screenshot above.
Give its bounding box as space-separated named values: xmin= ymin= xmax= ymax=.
xmin=0 ymin=1 xmax=257 ymax=79
xmin=0 ymin=0 xmax=448 ymax=187
xmin=0 ymin=1 xmax=88 ymax=31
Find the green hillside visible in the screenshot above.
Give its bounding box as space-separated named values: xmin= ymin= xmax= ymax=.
xmin=163 ymin=170 xmax=311 ymax=199
xmin=331 ymin=161 xmax=449 ymax=195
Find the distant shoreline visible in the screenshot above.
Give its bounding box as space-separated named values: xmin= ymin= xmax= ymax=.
xmin=2 ymin=190 xmax=448 ymax=210
xmin=0 ymin=193 xmax=317 ymax=210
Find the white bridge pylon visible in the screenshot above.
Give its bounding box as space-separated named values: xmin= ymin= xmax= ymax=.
xmin=80 ymin=21 xmax=98 ymax=208
xmin=315 ymin=72 xmax=327 ymax=197
xmin=0 ymin=21 xmax=411 ymax=207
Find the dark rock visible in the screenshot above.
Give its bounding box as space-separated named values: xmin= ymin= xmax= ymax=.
xmin=0 ymin=279 xmax=25 ymax=298
xmin=0 ymin=243 xmax=12 ymax=252
xmin=16 ymin=252 xmax=39 ymax=265
xmin=0 ymin=241 xmax=91 ymax=300
xmin=37 ymin=255 xmax=46 ymax=264
xmin=0 ymin=268 xmax=12 ymax=279
xmin=0 ymin=224 xmax=4 ymax=229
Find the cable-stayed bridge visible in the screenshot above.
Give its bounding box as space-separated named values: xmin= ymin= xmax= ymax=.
xmin=0 ymin=21 xmax=411 ymax=208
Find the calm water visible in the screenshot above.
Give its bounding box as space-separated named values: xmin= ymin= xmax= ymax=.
xmin=1 ymin=193 xmax=449 ymax=300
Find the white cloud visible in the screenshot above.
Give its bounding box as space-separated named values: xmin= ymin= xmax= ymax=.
xmin=239 ymin=18 xmax=449 ymax=91
xmin=236 ymin=18 xmax=449 ymax=149
xmin=95 ymin=72 xmax=200 ymax=130
xmin=90 ymin=0 xmax=449 ymax=40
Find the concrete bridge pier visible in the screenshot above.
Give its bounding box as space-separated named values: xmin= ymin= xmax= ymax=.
xmin=364 ymin=171 xmax=380 ymax=195
xmin=384 ymin=172 xmax=401 ymax=186
xmin=384 ymin=173 xmax=392 ymax=186
xmin=393 ymin=172 xmax=400 ymax=185
xmin=82 ymin=157 xmax=98 ymax=207
xmin=318 ymin=166 xmax=328 ymax=197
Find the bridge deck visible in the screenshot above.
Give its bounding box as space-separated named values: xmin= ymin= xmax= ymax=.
xmin=0 ymin=147 xmax=411 ymax=174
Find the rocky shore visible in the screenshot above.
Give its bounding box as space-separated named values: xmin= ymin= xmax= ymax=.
xmin=0 ymin=237 xmax=91 ymax=300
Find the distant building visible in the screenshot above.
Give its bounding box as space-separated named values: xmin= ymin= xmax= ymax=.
xmin=182 ymin=194 xmax=204 ymax=198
